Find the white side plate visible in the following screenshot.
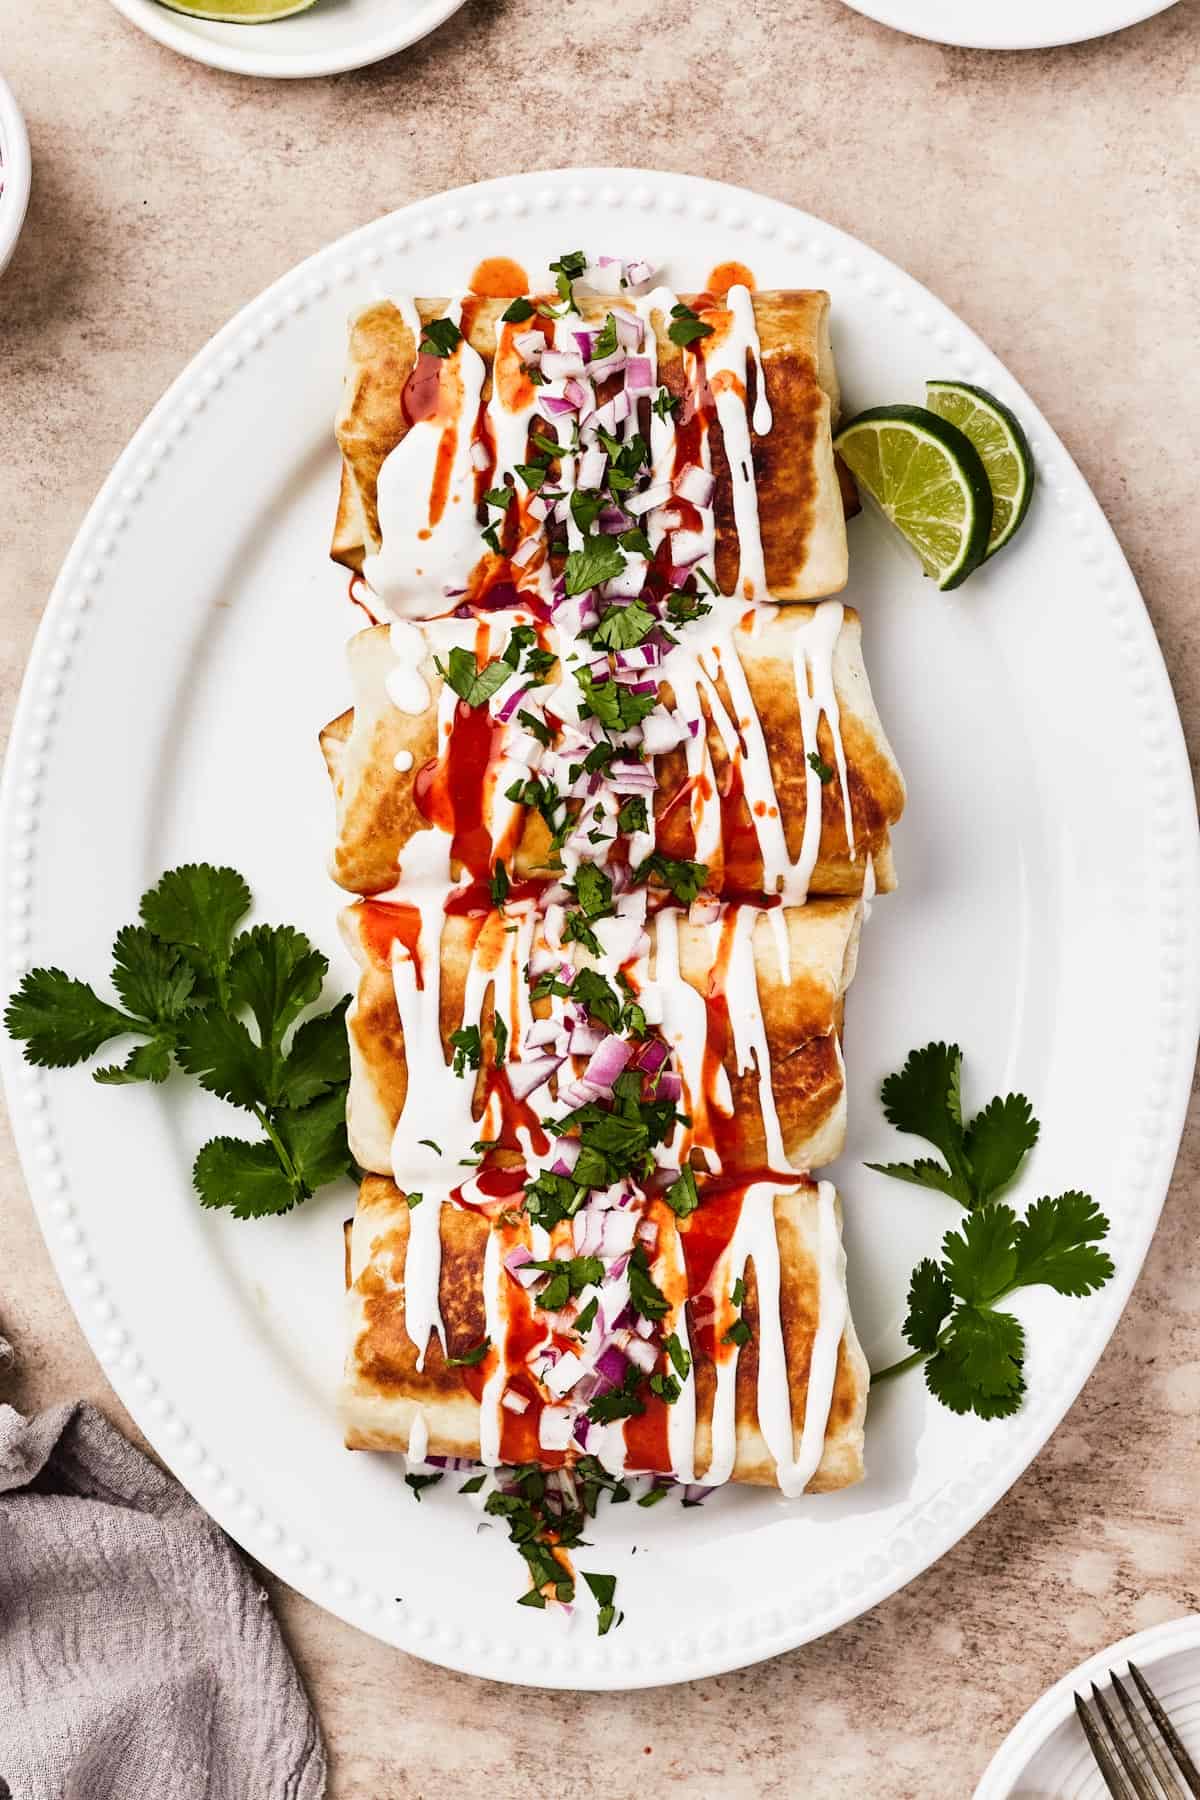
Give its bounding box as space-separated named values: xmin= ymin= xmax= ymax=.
xmin=837 ymin=0 xmax=1177 ymax=49
xmin=976 ymin=1615 xmax=1200 ymax=1796
xmin=2 ymin=168 xmax=1197 ymax=1689
xmin=105 ymin=0 xmax=468 ymax=78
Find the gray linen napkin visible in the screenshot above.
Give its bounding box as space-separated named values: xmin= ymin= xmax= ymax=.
xmin=0 ymin=1402 xmax=327 ymax=1800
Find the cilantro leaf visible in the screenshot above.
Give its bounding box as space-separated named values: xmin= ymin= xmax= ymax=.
xmin=628 ymin=1245 xmax=669 ymax=1320
xmin=591 ymin=599 xmax=655 ymax=651
xmin=446 ymin=1338 xmax=490 ymax=1367
xmin=175 ymin=1008 xmax=270 ymax=1109
xmin=575 ymin=667 xmax=658 ymax=732
xmin=665 ymin=1166 xmax=700 ymax=1218
xmin=280 ymin=997 xmax=351 ymax=1110
xmin=1011 ymin=1191 xmax=1114 ymax=1296
xmin=941 ymin=1204 xmax=1020 ymax=1304
xmin=807 ymin=750 xmax=834 ymax=785
xmin=963 ymin=1093 xmax=1040 ymax=1205
xmin=4 ymin=969 xmax=138 ymax=1068
xmin=864 ymin=1156 xmax=966 ymax=1200
xmin=275 ymin=1087 xmax=354 ymax=1194
xmin=93 ymin=1038 xmax=173 ymax=1086
xmin=873 ymin=1042 xmax=973 ymax=1204
xmin=139 ymin=864 xmax=251 ymax=992
xmin=925 ymin=1307 xmax=1026 ymax=1419
xmin=668 ymin=303 xmax=713 ymax=348
xmin=419 ymin=318 xmax=461 ymax=358
xmin=436 ymin=646 xmax=511 ymax=709
xmin=564 ymin=536 xmax=626 ymax=597
xmin=450 ymin=1025 xmax=483 ymax=1077
xmin=582 ymin=1569 xmax=622 ymax=1636
xmin=110 ymin=925 xmax=196 ymax=1026
xmin=902 ymin=1258 xmax=954 ymax=1354
xmin=229 ymin=924 xmax=327 ymax=1056
xmin=193 ymin=1135 xmax=299 ymax=1219
xmin=634 ymin=853 xmax=709 ymax=905
xmin=502 ymin=297 xmax=534 ymax=324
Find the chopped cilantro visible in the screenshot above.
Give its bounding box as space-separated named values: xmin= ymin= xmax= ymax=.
xmin=445 ymin=1338 xmax=491 ymax=1367
xmin=808 ymin=750 xmax=835 ymax=784
xmin=501 ymin=297 xmax=535 ymax=324
xmin=419 ymin=317 xmax=462 ymax=358
xmin=435 ymin=646 xmax=511 ymax=708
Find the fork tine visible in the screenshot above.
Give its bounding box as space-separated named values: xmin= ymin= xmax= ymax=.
xmin=1129 ymin=1664 xmax=1200 ymax=1798
xmin=1111 ymin=1670 xmax=1185 ymax=1800
xmin=1092 ymin=1682 xmax=1161 ymax=1800
xmin=1077 ymin=1691 xmax=1140 ymax=1800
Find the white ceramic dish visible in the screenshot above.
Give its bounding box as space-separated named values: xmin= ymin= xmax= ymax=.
xmin=105 ymin=0 xmax=468 ymax=79
xmin=837 ymin=0 xmax=1177 ymax=48
xmin=2 ymin=168 xmax=1197 ymax=1690
xmin=0 ymin=75 xmax=32 ymax=278
xmin=976 ymin=1615 xmax=1200 ymax=1796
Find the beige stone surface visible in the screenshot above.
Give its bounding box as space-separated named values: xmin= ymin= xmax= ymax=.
xmin=1 ymin=0 xmax=1198 ymax=1793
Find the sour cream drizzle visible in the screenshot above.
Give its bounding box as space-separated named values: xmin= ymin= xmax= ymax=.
xmin=360 ymin=264 xmax=861 ymax=1491
xmin=365 ymin=298 xmax=487 ymax=618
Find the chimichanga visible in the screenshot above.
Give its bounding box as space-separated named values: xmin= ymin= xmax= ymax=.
xmin=320 ymin=601 xmax=905 ymax=901
xmin=342 ymin=1173 xmax=869 ymax=1494
xmin=339 ymin=895 xmax=862 ymax=1181
xmin=330 ymin=288 xmax=846 ymax=611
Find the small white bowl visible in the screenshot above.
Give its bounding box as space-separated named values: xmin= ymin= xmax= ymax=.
xmin=0 ymin=76 xmax=31 ymax=278
xmin=104 ymin=0 xmax=469 ymax=79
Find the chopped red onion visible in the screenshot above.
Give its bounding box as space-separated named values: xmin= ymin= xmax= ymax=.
xmin=647 ymin=506 xmax=684 ymax=534
xmin=582 ymin=260 xmax=623 ymax=297
xmin=614 ymin=313 xmax=645 ymax=351
xmin=504 ymin=1245 xmax=533 ymax=1275
xmin=572 ymin=330 xmax=596 ymax=359
xmin=641 ymin=710 xmax=689 ymax=755
xmin=538 ymin=393 xmax=576 ymax=419
xmin=551 ymin=1138 xmax=581 ymax=1176
xmin=569 ymin=1021 xmax=606 ymax=1055
xmin=496 ymin=682 xmax=531 ymax=723
xmin=689 ymin=896 xmax=722 ymax=926
xmin=513 ymin=329 xmax=545 ymax=360
xmin=564 ymin=377 xmax=591 ymax=411
xmin=671 ymin=528 xmax=708 ymax=566
xmin=526 ymin=493 xmax=550 ymax=523
xmin=674 ymin=463 xmax=716 ymax=508
xmin=505 ymin=1053 xmax=563 ymax=1101
xmin=624 ymin=258 xmax=655 ymax=292
xmin=655 ymin=1071 xmax=683 ymax=1103
xmin=510 ymin=535 xmax=540 ymax=570
xmin=596 ymin=1344 xmax=628 ymax=1385
xmin=577 ymin=444 xmax=607 ymax=489
xmin=635 ymin=1315 xmax=655 ymax=1340
xmin=587 ymin=350 xmax=627 ymax=384
xmin=545 ymin=1351 xmax=584 ymax=1399
xmin=637 ymin=1218 xmax=659 ymax=1250
xmin=625 ymin=1336 xmax=658 ymax=1374
xmin=610 ymin=389 xmax=632 ymax=424
xmin=584 ymin=1035 xmax=633 ymax=1092
xmin=539 ymin=1407 xmax=573 ymax=1451
xmin=625 ymin=481 xmax=673 ymax=517
xmin=602 ymin=1210 xmax=638 ymax=1256
xmin=541 ymin=349 xmax=586 ymax=381
xmin=501 ymin=1390 xmax=529 ymax=1415
xmin=624 ymin=354 xmax=653 ymax=390
xmin=525 ymin=1016 xmax=564 ymax=1051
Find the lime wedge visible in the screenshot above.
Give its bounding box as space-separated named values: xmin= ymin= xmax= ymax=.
xmin=926 ymin=380 xmax=1035 ymax=558
xmin=834 ymin=404 xmax=993 ymax=591
xmin=155 ymin=0 xmax=317 ymax=20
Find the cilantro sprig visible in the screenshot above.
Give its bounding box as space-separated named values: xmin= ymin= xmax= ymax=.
xmin=5 ymin=865 xmax=354 ymax=1218
xmin=869 ymin=1044 xmax=1114 ymax=1416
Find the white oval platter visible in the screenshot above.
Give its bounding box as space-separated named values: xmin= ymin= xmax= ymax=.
xmin=975 ymin=1614 xmax=1200 ymax=1796
xmin=105 ymin=0 xmax=468 ymax=79
xmin=837 ymin=0 xmax=1177 ymax=48
xmin=2 ymin=168 xmax=1197 ymax=1690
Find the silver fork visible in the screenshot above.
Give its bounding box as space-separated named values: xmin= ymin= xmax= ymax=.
xmin=1075 ymin=1661 xmax=1200 ymax=1799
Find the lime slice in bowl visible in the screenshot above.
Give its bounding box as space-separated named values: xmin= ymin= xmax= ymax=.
xmin=926 ymin=380 xmax=1035 ymax=558
xmin=834 ymin=404 xmax=994 ymax=591
xmin=155 ymin=0 xmax=317 ymax=19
